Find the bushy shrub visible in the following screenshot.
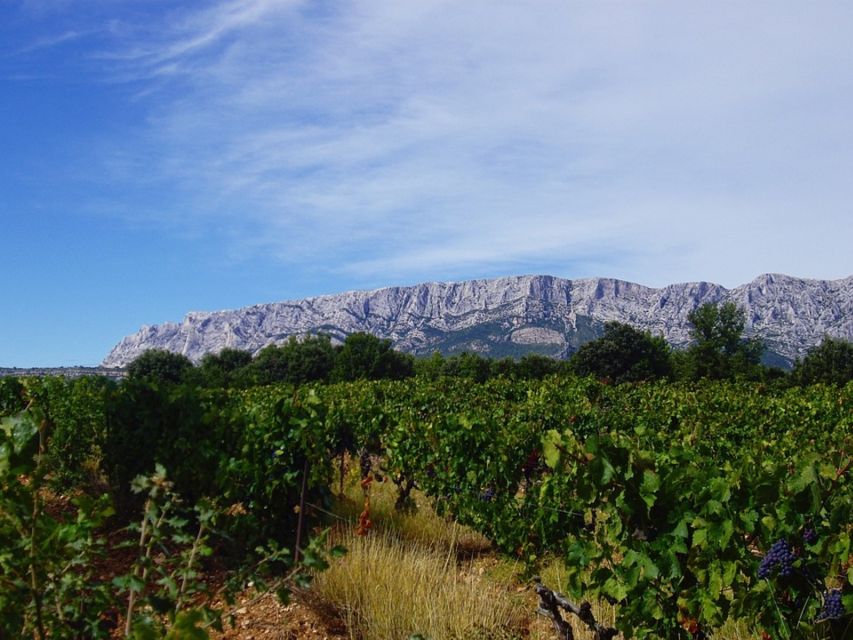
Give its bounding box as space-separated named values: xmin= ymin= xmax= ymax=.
xmin=103 ymin=381 xmax=233 ymax=515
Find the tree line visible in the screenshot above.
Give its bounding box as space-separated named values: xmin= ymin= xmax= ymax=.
xmin=127 ymin=302 xmax=853 ymax=388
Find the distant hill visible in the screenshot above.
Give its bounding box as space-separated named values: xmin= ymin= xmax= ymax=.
xmin=103 ymin=273 xmax=853 ymax=368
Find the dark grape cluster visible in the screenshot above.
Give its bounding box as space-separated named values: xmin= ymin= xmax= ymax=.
xmin=359 ymin=449 xmax=372 ymax=479
xmin=522 ymin=448 xmax=540 ymax=480
xmin=802 ymin=528 xmax=818 ymax=545
xmin=758 ymin=539 xmax=795 ymax=578
xmin=816 ymin=589 xmax=845 ymax=621
xmin=479 ymin=487 xmax=495 ymax=502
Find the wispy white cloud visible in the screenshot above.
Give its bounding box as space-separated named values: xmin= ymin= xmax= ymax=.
xmin=101 ymin=1 xmax=299 ymax=72
xmin=11 ymin=29 xmax=84 ymax=55
xmin=91 ymin=0 xmax=853 ymax=287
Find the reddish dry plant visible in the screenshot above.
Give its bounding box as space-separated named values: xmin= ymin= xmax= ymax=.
xmin=355 ymin=475 xmax=372 ymax=536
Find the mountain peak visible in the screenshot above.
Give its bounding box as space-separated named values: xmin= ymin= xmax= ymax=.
xmin=103 ymin=273 xmax=853 ymax=368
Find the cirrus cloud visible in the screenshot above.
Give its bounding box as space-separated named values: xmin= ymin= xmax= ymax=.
xmin=26 ymin=1 xmax=853 ymax=287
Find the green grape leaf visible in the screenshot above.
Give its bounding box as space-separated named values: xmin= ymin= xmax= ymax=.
xmin=541 ymin=430 xmax=563 ymax=469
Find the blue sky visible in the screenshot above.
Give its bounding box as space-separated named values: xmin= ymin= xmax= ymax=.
xmin=2 ymin=1 xmax=852 ymax=367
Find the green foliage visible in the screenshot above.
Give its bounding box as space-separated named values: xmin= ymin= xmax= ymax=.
xmin=220 ymin=386 xmax=336 ymax=543
xmin=197 ymin=348 xmax=252 ymax=388
xmin=0 ymin=376 xmax=114 ymax=489
xmin=126 ymin=350 xmax=195 ymax=386
xmin=570 ymin=321 xmax=673 ymax=383
xmin=0 ymin=395 xmax=116 ymax=639
xmin=104 ymin=381 xmax=232 ymax=515
xmin=46 ymin=376 xmax=114 ymax=487
xmin=440 ymin=352 xmax=493 ymax=382
xmin=512 ymin=353 xmax=566 ymax=380
xmin=332 ymin=332 xmax=414 ymax=382
xmin=793 ymin=336 xmax=853 ymax=386
xmin=414 ymin=351 xmax=568 ymax=382
xmin=317 ymin=376 xmax=852 ymax=638
xmin=247 ymin=335 xmax=336 ymax=386
xmin=115 ymin=464 xmax=219 ymax=638
xmin=0 ymin=376 xmax=25 ymax=415
xmin=412 ymin=352 xmax=446 ymax=380
xmin=103 ymin=377 xmax=348 ymax=546
xmin=413 ymin=351 xmax=488 ymax=381
xmin=0 ymin=388 xmax=342 ymax=639
xmin=6 ymin=365 xmax=851 ymax=638
xmin=681 ymin=302 xmax=764 ymax=380
xmin=114 ymin=465 xmax=342 ymax=639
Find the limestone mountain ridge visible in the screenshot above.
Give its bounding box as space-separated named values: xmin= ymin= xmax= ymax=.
xmin=103 ymin=273 xmax=853 ymax=368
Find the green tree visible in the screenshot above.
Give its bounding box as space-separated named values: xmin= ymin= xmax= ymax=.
xmin=331 ymin=333 xmax=414 ymax=382
xmin=515 ymin=353 xmax=564 ymax=380
xmin=248 ymin=335 xmax=336 ymax=386
xmin=125 ymin=349 xmax=194 ymax=386
xmin=414 ymin=352 xmax=447 ymax=380
xmin=681 ymin=302 xmax=763 ymax=380
xmin=282 ymin=334 xmax=337 ymax=384
xmin=792 ymin=336 xmax=853 ymax=386
xmin=245 ymin=344 xmax=289 ymax=385
xmin=198 ymin=348 xmax=253 ymax=388
xmin=489 ymin=356 xmax=518 ymax=379
xmin=442 ymin=352 xmax=492 ymax=383
xmin=570 ymin=321 xmax=672 ymax=384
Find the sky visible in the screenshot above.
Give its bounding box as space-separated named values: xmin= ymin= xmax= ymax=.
xmin=1 ymin=1 xmax=852 ymax=367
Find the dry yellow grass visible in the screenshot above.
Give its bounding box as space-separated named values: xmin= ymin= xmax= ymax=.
xmin=332 ymin=466 xmax=491 ymax=553
xmin=312 ymin=528 xmax=528 ymax=640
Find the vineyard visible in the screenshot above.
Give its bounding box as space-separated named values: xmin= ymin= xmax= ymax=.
xmin=1 ymin=373 xmax=851 ymax=639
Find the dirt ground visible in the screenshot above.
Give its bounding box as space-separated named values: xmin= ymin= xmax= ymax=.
xmin=210 ymin=590 xmax=348 ymax=640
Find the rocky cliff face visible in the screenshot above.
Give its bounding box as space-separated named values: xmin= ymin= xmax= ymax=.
xmin=103 ymin=273 xmax=853 ymax=368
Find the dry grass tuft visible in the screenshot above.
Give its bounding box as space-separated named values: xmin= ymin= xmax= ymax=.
xmin=311 ymin=528 xmax=527 ymax=640
xmin=333 ymin=469 xmax=491 ymax=554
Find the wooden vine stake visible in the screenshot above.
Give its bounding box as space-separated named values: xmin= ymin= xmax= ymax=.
xmin=339 ymin=452 xmax=346 ymax=497
xmin=294 ymin=458 xmax=309 ymax=563
xmin=533 ymin=577 xmax=619 ymax=640
xmin=355 ymin=449 xmax=373 ymax=536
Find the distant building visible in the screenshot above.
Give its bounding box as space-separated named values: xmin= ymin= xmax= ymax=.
xmin=0 ymin=366 xmax=126 ymax=380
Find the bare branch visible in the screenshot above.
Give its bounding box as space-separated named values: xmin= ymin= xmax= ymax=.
xmin=533 ymin=577 xmax=619 ymax=640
